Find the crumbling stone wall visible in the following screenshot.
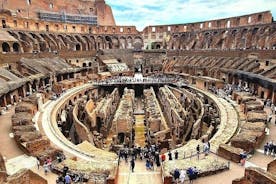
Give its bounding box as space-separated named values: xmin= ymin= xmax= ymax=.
xmin=218 ymin=144 xmax=244 ymax=163
xmin=267 ymin=160 xmax=276 ymax=176
xmin=6 ymin=169 xmax=47 ymax=184
xmin=232 ymin=167 xmax=276 ymax=184
xmin=111 ymin=88 xmax=135 ymax=146
xmin=11 ymin=95 xmax=63 ymax=164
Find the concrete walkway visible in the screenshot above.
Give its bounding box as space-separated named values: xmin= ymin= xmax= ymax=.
xmin=41 ymin=84 xmax=98 ymax=161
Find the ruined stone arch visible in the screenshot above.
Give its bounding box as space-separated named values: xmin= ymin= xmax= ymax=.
xmin=52 ymin=34 xmax=66 ymax=50
xmin=2 ymin=42 xmax=10 ymax=52
xmin=127 ymin=36 xmax=133 ymax=49
xmin=96 ymin=36 xmax=104 ymax=49
xmin=203 ymin=32 xmax=212 ymax=49
xmin=65 ymin=35 xmax=77 ymax=50
xmin=119 ymin=36 xmax=127 ymax=49
xmin=89 ymin=36 xmax=96 ymax=50
xmin=105 ymin=36 xmax=112 ymax=49
xmin=75 ymin=35 xmax=87 ymax=51
xmin=40 ymin=34 xmax=58 ymax=51
xmin=12 ymin=42 xmax=20 ymax=52
xmin=111 ymin=36 xmax=120 ymax=49
xmin=179 ymin=34 xmax=187 ymax=49
xmin=28 ymin=32 xmax=43 ymax=51
xmin=18 ymin=32 xmax=35 ymax=53
xmin=8 ymin=31 xmax=19 ymax=39
xmin=171 ymin=35 xmax=180 ymax=50
xmin=58 ymin=35 xmax=70 ymax=49
xmin=29 ymin=32 xmax=48 ymax=52
xmin=75 ymin=43 xmax=81 ymax=51
xmin=82 ymin=35 xmax=92 ymax=50
xmin=49 ymin=34 xmax=64 ymax=50
xmin=133 ymin=36 xmax=143 ymax=50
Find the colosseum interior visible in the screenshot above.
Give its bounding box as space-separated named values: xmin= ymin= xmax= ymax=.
xmin=0 ymin=0 xmax=275 ymax=184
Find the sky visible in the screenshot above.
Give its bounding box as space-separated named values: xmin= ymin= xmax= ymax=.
xmin=105 ymin=0 xmax=276 ymax=31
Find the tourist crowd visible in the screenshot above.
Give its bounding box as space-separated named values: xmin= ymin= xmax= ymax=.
xmin=264 ymin=141 xmax=276 ymax=156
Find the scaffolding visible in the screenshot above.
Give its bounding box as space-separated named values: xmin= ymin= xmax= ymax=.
xmin=38 ymin=11 xmax=97 ymax=25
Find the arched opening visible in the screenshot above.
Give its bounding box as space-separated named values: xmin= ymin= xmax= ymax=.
xmin=258 ymin=14 xmax=262 ymax=21
xmin=118 ymin=133 xmax=125 ymax=144
xmin=0 ymin=96 xmax=6 ymax=107
xmin=88 ymin=62 xmax=92 ymax=67
xmin=2 ymin=20 xmax=6 ymax=28
xmin=76 ymin=44 xmax=81 ymax=51
xmin=2 ymin=42 xmax=10 ymax=52
xmin=156 ymin=44 xmax=161 ymax=49
xmin=12 ymin=95 xmax=18 ymax=104
xmin=12 ymin=43 xmax=20 ymax=52
xmin=82 ymin=63 xmax=87 ymax=67
xmin=261 ymin=91 xmax=264 ymax=98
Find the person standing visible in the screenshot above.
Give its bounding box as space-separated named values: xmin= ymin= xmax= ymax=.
xmin=174 ymin=150 xmax=179 ymax=160
xmin=180 ymin=169 xmax=186 ymax=184
xmin=264 ymin=142 xmax=269 ymax=155
xmin=130 ymin=158 xmax=135 ymax=172
xmin=168 ymin=151 xmax=172 ymax=161
xmin=155 ymin=152 xmax=161 ymax=167
xmin=173 ymin=168 xmax=180 ymax=183
xmin=65 ymin=174 xmax=71 ymax=184
xmin=43 ymin=161 xmax=48 ymax=175
xmin=196 ymin=144 xmax=200 ymax=160
xmin=36 ymin=157 xmax=40 ymax=170
xmin=161 ymin=153 xmax=166 ymax=162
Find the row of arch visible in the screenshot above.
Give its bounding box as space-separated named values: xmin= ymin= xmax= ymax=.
xmin=1 ymin=42 xmax=20 ymax=53
xmin=167 ymin=24 xmax=276 ymax=50
xmin=5 ymin=31 xmax=144 ymax=53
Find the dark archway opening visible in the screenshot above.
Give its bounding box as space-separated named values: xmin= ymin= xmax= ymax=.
xmin=2 ymin=42 xmax=10 ymax=52
xmin=76 ymin=44 xmax=81 ymax=51
xmin=13 ymin=43 xmax=20 ymax=52
xmin=118 ymin=133 xmax=125 ymax=144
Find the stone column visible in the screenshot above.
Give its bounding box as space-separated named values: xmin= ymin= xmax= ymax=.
xmin=36 ymin=93 xmax=44 ymax=112
xmin=29 ymin=83 xmax=32 ymax=95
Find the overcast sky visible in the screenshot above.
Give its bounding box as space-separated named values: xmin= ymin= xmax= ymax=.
xmin=105 ymin=0 xmax=276 ymax=31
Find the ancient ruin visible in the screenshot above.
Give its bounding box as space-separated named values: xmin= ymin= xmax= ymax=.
xmin=0 ymin=0 xmax=275 ymax=184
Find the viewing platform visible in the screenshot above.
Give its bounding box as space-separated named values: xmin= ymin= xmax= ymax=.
xmin=92 ymin=75 xmax=188 ymax=86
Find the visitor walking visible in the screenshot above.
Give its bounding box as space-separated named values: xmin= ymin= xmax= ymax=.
xmin=173 ymin=168 xmax=180 ymax=183
xmin=36 ymin=157 xmax=40 ymax=170
xmin=196 ymin=144 xmax=200 ymax=160
xmin=180 ymin=169 xmax=186 ymax=184
xmin=130 ymin=158 xmax=135 ymax=172
xmin=43 ymin=161 xmax=49 ymax=175
xmin=174 ymin=150 xmax=179 ymax=160
xmin=64 ymin=174 xmax=71 ymax=184
xmin=168 ymin=151 xmax=172 ymax=161
xmin=161 ymin=153 xmax=166 ymax=162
